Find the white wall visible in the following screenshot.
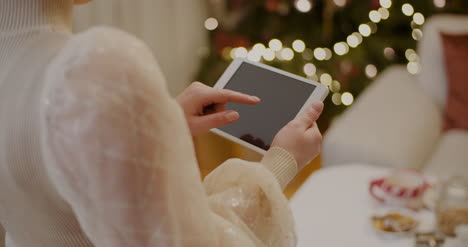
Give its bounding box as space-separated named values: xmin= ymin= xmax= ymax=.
xmin=72 ymin=0 xmax=208 ymax=96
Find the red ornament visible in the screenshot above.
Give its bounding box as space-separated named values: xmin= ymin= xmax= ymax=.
xmin=371 ymin=0 xmax=380 ymax=10
xmin=265 ymin=0 xmax=279 ymax=12
xmin=214 ymin=32 xmax=251 ymax=55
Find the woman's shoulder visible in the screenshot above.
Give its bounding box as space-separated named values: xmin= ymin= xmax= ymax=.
xmin=44 ymin=25 xmax=166 ymax=93
xmin=68 ymin=26 xmax=151 ymax=56
xmin=42 ymin=25 xmax=169 ymax=121
xmin=50 ymin=26 xmax=156 ymax=74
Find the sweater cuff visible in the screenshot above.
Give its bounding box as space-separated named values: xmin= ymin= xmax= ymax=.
xmin=261 ymin=147 xmax=298 ymax=190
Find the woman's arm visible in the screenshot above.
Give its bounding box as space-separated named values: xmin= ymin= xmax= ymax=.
xmin=41 ymin=27 xmax=308 ymax=247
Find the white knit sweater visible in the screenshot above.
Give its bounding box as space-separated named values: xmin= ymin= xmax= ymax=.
xmin=0 ymin=1 xmax=299 ymax=246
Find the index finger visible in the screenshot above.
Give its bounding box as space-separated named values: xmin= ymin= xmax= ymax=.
xmin=210 ymin=88 xmax=261 ymax=105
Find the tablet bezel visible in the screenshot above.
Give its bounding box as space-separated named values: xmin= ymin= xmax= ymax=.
xmin=211 ymin=58 xmax=329 ymax=154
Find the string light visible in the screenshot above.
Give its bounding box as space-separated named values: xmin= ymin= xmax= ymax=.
xmin=233 ymin=47 xmax=248 ymax=58
xmin=402 ymin=3 xmax=414 ymax=16
xmin=323 ymin=48 xmax=333 ymax=60
xmin=333 ymin=0 xmax=347 ymax=7
xmin=263 ymin=48 xmax=275 ymax=61
xmin=330 ymin=80 xmax=341 ymax=93
xmin=204 ymin=17 xmax=218 ymax=30
xmin=341 ymin=92 xmax=354 ymax=106
xmin=378 ymin=8 xmax=390 ymax=19
xmin=369 ymin=10 xmax=381 ymax=23
xmin=346 ymin=34 xmax=360 ymax=47
xmin=308 ymin=74 xmax=319 ymax=81
xmin=252 ymin=43 xmax=266 ymax=52
xmin=303 ymin=63 xmax=316 ymax=76
xmin=365 ymin=64 xmax=378 ymax=78
xmin=280 ymin=48 xmax=294 ymax=61
xmin=295 ymin=0 xmax=312 ymax=13
xmin=292 ymin=40 xmax=306 ymax=52
xmin=222 ymin=47 xmax=232 ymax=60
xmin=354 ymin=32 xmax=364 ymax=43
xmin=413 ymin=13 xmax=425 ymax=25
xmin=214 ymin=1 xmax=426 ymax=108
xmin=314 ymin=48 xmax=326 ymax=60
xmin=405 ymin=49 xmax=419 ymax=61
xmin=247 ymin=50 xmax=262 ymax=62
xmin=383 ymin=47 xmax=395 ymax=60
xmin=379 ymin=0 xmax=392 ymax=9
xmin=269 ymin=39 xmax=283 ymax=51
xmin=320 ymin=73 xmax=333 ymax=86
xmin=434 ymin=0 xmax=446 ymax=8
xmin=334 ymin=42 xmax=349 ymax=55
xmin=359 ymin=24 xmax=371 ymax=37
xmin=412 ymin=29 xmax=423 ymax=40
xmin=407 ymin=61 xmax=421 ymax=74
xmin=332 ymin=93 xmax=342 ymax=105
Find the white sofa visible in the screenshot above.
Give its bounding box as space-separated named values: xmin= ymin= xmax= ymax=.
xmin=322 ymin=15 xmax=468 ymax=179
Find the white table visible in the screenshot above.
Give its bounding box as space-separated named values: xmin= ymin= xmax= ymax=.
xmin=290 ymin=164 xmax=436 ymax=247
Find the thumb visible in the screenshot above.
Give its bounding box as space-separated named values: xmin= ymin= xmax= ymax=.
xmin=192 ymin=110 xmax=240 ymax=130
xmin=295 ymin=102 xmax=324 ymax=129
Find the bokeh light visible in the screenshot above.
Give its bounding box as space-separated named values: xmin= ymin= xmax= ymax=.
xmin=407 ymin=62 xmax=421 ymax=74
xmin=320 ymin=73 xmax=333 ymax=86
xmin=365 ymin=64 xmax=378 ymax=78
xmin=295 ymin=0 xmax=312 ymax=13
xmin=233 ymin=47 xmax=248 ymax=58
xmin=412 ymin=29 xmax=423 ymax=40
xmin=292 ymin=40 xmax=306 ymax=52
xmin=334 ymin=42 xmax=349 ymax=55
xmin=303 ymin=63 xmax=316 ymax=76
xmin=280 ymin=48 xmax=294 ymax=61
xmin=341 ymin=92 xmax=354 ymax=106
xmin=269 ymin=39 xmax=283 ymax=51
xmin=402 ymin=4 xmax=414 ymax=16
xmin=333 ymin=0 xmax=347 ymax=7
xmin=379 ymin=0 xmax=392 ymax=9
xmin=413 ymin=13 xmax=425 ymax=25
xmin=332 ymin=93 xmax=342 ymax=105
xmin=359 ymin=24 xmax=371 ymax=37
xmin=369 ymin=10 xmax=381 ymax=23
xmin=314 ymin=48 xmax=326 ymax=60
xmin=378 ymin=8 xmax=390 ymax=19
xmin=434 ymin=0 xmax=446 ymax=8
xmin=204 ymin=17 xmax=219 ymax=31
xmin=247 ymin=50 xmax=262 ymax=62
xmin=383 ymin=47 xmax=395 ymax=60
xmin=330 ymin=80 xmax=341 ymax=93
xmin=263 ymin=48 xmax=275 ymax=61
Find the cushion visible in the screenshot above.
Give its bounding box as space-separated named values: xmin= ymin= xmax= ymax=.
xmin=417 ymin=15 xmax=468 ymax=108
xmin=441 ymin=32 xmax=468 ymax=130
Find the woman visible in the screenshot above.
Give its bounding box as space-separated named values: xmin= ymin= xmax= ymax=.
xmin=0 ymin=0 xmax=323 ymax=246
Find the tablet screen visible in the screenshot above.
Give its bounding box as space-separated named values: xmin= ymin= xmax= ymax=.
xmin=218 ymin=62 xmax=317 ymax=150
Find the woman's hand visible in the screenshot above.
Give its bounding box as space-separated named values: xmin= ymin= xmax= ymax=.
xmin=271 ymin=102 xmax=324 ymax=170
xmin=177 ymin=82 xmax=260 ymax=137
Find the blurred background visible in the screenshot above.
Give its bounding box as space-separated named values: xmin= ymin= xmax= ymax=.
xmin=73 ymin=0 xmax=468 ymax=197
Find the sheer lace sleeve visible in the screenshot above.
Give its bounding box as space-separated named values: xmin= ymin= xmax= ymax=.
xmin=40 ymin=27 xmax=296 ymax=247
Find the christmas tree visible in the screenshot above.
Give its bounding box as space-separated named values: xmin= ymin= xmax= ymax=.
xmin=195 ymin=0 xmax=468 ymax=129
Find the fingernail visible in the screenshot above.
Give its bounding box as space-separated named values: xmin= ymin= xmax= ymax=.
xmin=226 ymin=111 xmax=239 ymax=121
xmin=311 ymin=102 xmax=324 ymax=112
xmin=251 ymin=96 xmax=261 ymax=102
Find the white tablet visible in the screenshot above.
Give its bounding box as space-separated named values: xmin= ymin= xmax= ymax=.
xmin=211 ymin=58 xmax=329 ymax=154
